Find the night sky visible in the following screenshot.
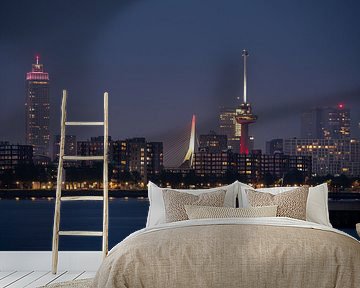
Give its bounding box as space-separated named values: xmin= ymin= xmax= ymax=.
xmin=0 ymin=0 xmax=359 ymax=166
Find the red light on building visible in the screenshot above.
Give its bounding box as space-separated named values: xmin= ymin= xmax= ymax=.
xmin=338 ymin=103 xmax=344 ymax=109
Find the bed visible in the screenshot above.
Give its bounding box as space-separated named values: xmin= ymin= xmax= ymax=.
xmin=92 ymin=182 xmax=360 ymax=288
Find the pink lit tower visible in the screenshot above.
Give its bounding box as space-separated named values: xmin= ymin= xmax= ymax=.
xmin=25 ymin=56 xmax=50 ymax=157
xmin=235 ymin=50 xmax=257 ymax=154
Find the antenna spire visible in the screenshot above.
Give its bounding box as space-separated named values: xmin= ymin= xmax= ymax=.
xmin=242 ymin=49 xmax=249 ymax=103
xmin=36 ymin=55 xmax=39 ymax=65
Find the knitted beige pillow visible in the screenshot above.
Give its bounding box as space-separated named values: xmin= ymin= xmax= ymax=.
xmin=184 ymin=205 xmax=278 ymax=220
xmin=245 ymin=186 xmax=309 ymax=220
xmin=162 ymin=189 xmax=226 ymax=223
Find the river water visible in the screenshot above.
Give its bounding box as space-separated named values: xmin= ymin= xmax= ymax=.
xmin=0 ymin=198 xmax=358 ymax=250
xmin=0 ymin=198 xmax=148 ymax=250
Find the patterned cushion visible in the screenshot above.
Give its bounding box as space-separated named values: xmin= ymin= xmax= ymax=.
xmin=184 ymin=205 xmax=278 ymax=219
xmin=162 ymin=189 xmax=226 ymax=223
xmin=245 ymin=186 xmax=309 ymax=220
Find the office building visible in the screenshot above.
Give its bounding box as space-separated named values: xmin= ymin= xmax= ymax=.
xmin=266 ymin=139 xmax=284 ymax=155
xmin=0 ymin=142 xmax=33 ymax=172
xmin=25 ymin=56 xmax=50 ymax=157
xmin=77 ymin=136 xmax=112 ymax=166
xmin=327 ymin=104 xmax=350 ymax=139
xmin=199 ymin=131 xmax=228 ymax=153
xmin=112 ymin=140 xmax=128 ymax=175
xmin=53 ymin=135 xmax=77 ymax=162
xmin=112 ymin=138 xmax=163 ymax=182
xmin=284 ymin=138 xmax=360 ymax=176
xmin=301 ymin=105 xmax=351 ymax=140
xmin=219 ymin=107 xmax=240 ymax=153
xmin=126 ymin=138 xmax=147 ymax=181
xmin=147 ymin=142 xmax=163 ymax=177
xmin=194 ymin=151 xmax=228 ymax=177
xmin=194 ymin=149 xmax=311 ymax=181
xmin=260 ymin=153 xmax=311 ymax=179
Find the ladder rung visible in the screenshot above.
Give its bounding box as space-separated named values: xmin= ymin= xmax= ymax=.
xmin=59 ymin=231 xmax=103 ymax=236
xmin=63 ymin=156 xmax=104 ymax=160
xmin=65 ymin=121 xmax=104 ymax=126
xmin=61 ymin=196 xmax=103 ymax=201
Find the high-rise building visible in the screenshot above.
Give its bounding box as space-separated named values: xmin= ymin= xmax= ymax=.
xmin=266 ymin=139 xmax=284 ymax=155
xmin=0 ymin=141 xmax=33 ymax=172
xmin=126 ymin=138 xmax=147 ymax=181
xmin=199 ymin=131 xmax=228 ymax=153
xmin=25 ymin=56 xmax=50 ymax=157
xmin=350 ymin=139 xmax=360 ymax=177
xmin=147 ymin=142 xmax=163 ymax=177
xmin=112 ymin=140 xmax=128 ymax=175
xmin=219 ymin=107 xmax=240 ymax=153
xmin=327 ymin=104 xmax=350 ymax=139
xmin=300 ymin=108 xmax=322 ymax=139
xmin=301 ymin=105 xmax=351 ymax=140
xmin=284 ymin=138 xmax=360 ymax=176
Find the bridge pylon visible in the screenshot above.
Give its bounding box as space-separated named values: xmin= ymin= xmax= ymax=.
xmin=179 ymin=114 xmax=196 ymax=168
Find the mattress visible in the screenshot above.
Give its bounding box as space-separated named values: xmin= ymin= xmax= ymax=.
xmin=92 ymin=217 xmax=360 ymax=287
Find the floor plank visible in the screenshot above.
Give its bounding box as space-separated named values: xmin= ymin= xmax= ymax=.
xmin=75 ymin=271 xmax=96 ymax=280
xmin=6 ymin=271 xmax=49 ymax=288
xmin=24 ymin=271 xmax=66 ymax=288
xmin=0 ymin=272 xmax=16 ymax=281
xmin=0 ymin=271 xmax=95 ymax=288
xmin=0 ymin=271 xmax=32 ymax=288
xmin=48 ymin=271 xmax=84 ymax=284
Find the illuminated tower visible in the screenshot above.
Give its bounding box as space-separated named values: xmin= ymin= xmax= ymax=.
xmin=25 ymin=56 xmax=50 ymax=157
xmin=235 ymin=50 xmax=257 ymax=154
xmin=180 ymin=114 xmax=196 ymax=168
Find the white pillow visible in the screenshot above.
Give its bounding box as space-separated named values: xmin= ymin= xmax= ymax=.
xmin=238 ymin=182 xmax=331 ymax=227
xmin=146 ymin=181 xmax=239 ymax=228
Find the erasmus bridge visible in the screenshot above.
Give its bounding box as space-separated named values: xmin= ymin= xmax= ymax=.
xmin=163 ymin=49 xmax=257 ymax=168
xmin=162 ymin=114 xmax=197 ymax=169
xmin=179 ymin=115 xmax=196 ymax=168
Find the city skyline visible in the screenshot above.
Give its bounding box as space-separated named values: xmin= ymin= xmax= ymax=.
xmin=2 ymin=60 xmax=360 ymax=167
xmin=0 ymin=1 xmax=360 ymax=167
xmin=2 ymin=58 xmax=360 ymax=172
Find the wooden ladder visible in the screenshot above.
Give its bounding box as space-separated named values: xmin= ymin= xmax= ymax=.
xmin=52 ymin=90 xmax=109 ymax=274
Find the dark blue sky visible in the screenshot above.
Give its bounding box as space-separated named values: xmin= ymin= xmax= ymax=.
xmin=0 ymin=0 xmax=359 ymax=165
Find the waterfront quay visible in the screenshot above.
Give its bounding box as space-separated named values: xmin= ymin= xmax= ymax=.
xmin=0 ymin=189 xmax=147 ymax=200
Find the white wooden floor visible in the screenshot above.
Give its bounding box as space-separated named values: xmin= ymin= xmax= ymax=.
xmin=0 ymin=251 xmax=102 ymax=288
xmin=0 ymin=270 xmax=95 ymax=288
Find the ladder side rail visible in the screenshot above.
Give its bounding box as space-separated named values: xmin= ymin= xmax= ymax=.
xmin=102 ymin=92 xmax=109 ymax=258
xmin=52 ymin=90 xmax=67 ymax=274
